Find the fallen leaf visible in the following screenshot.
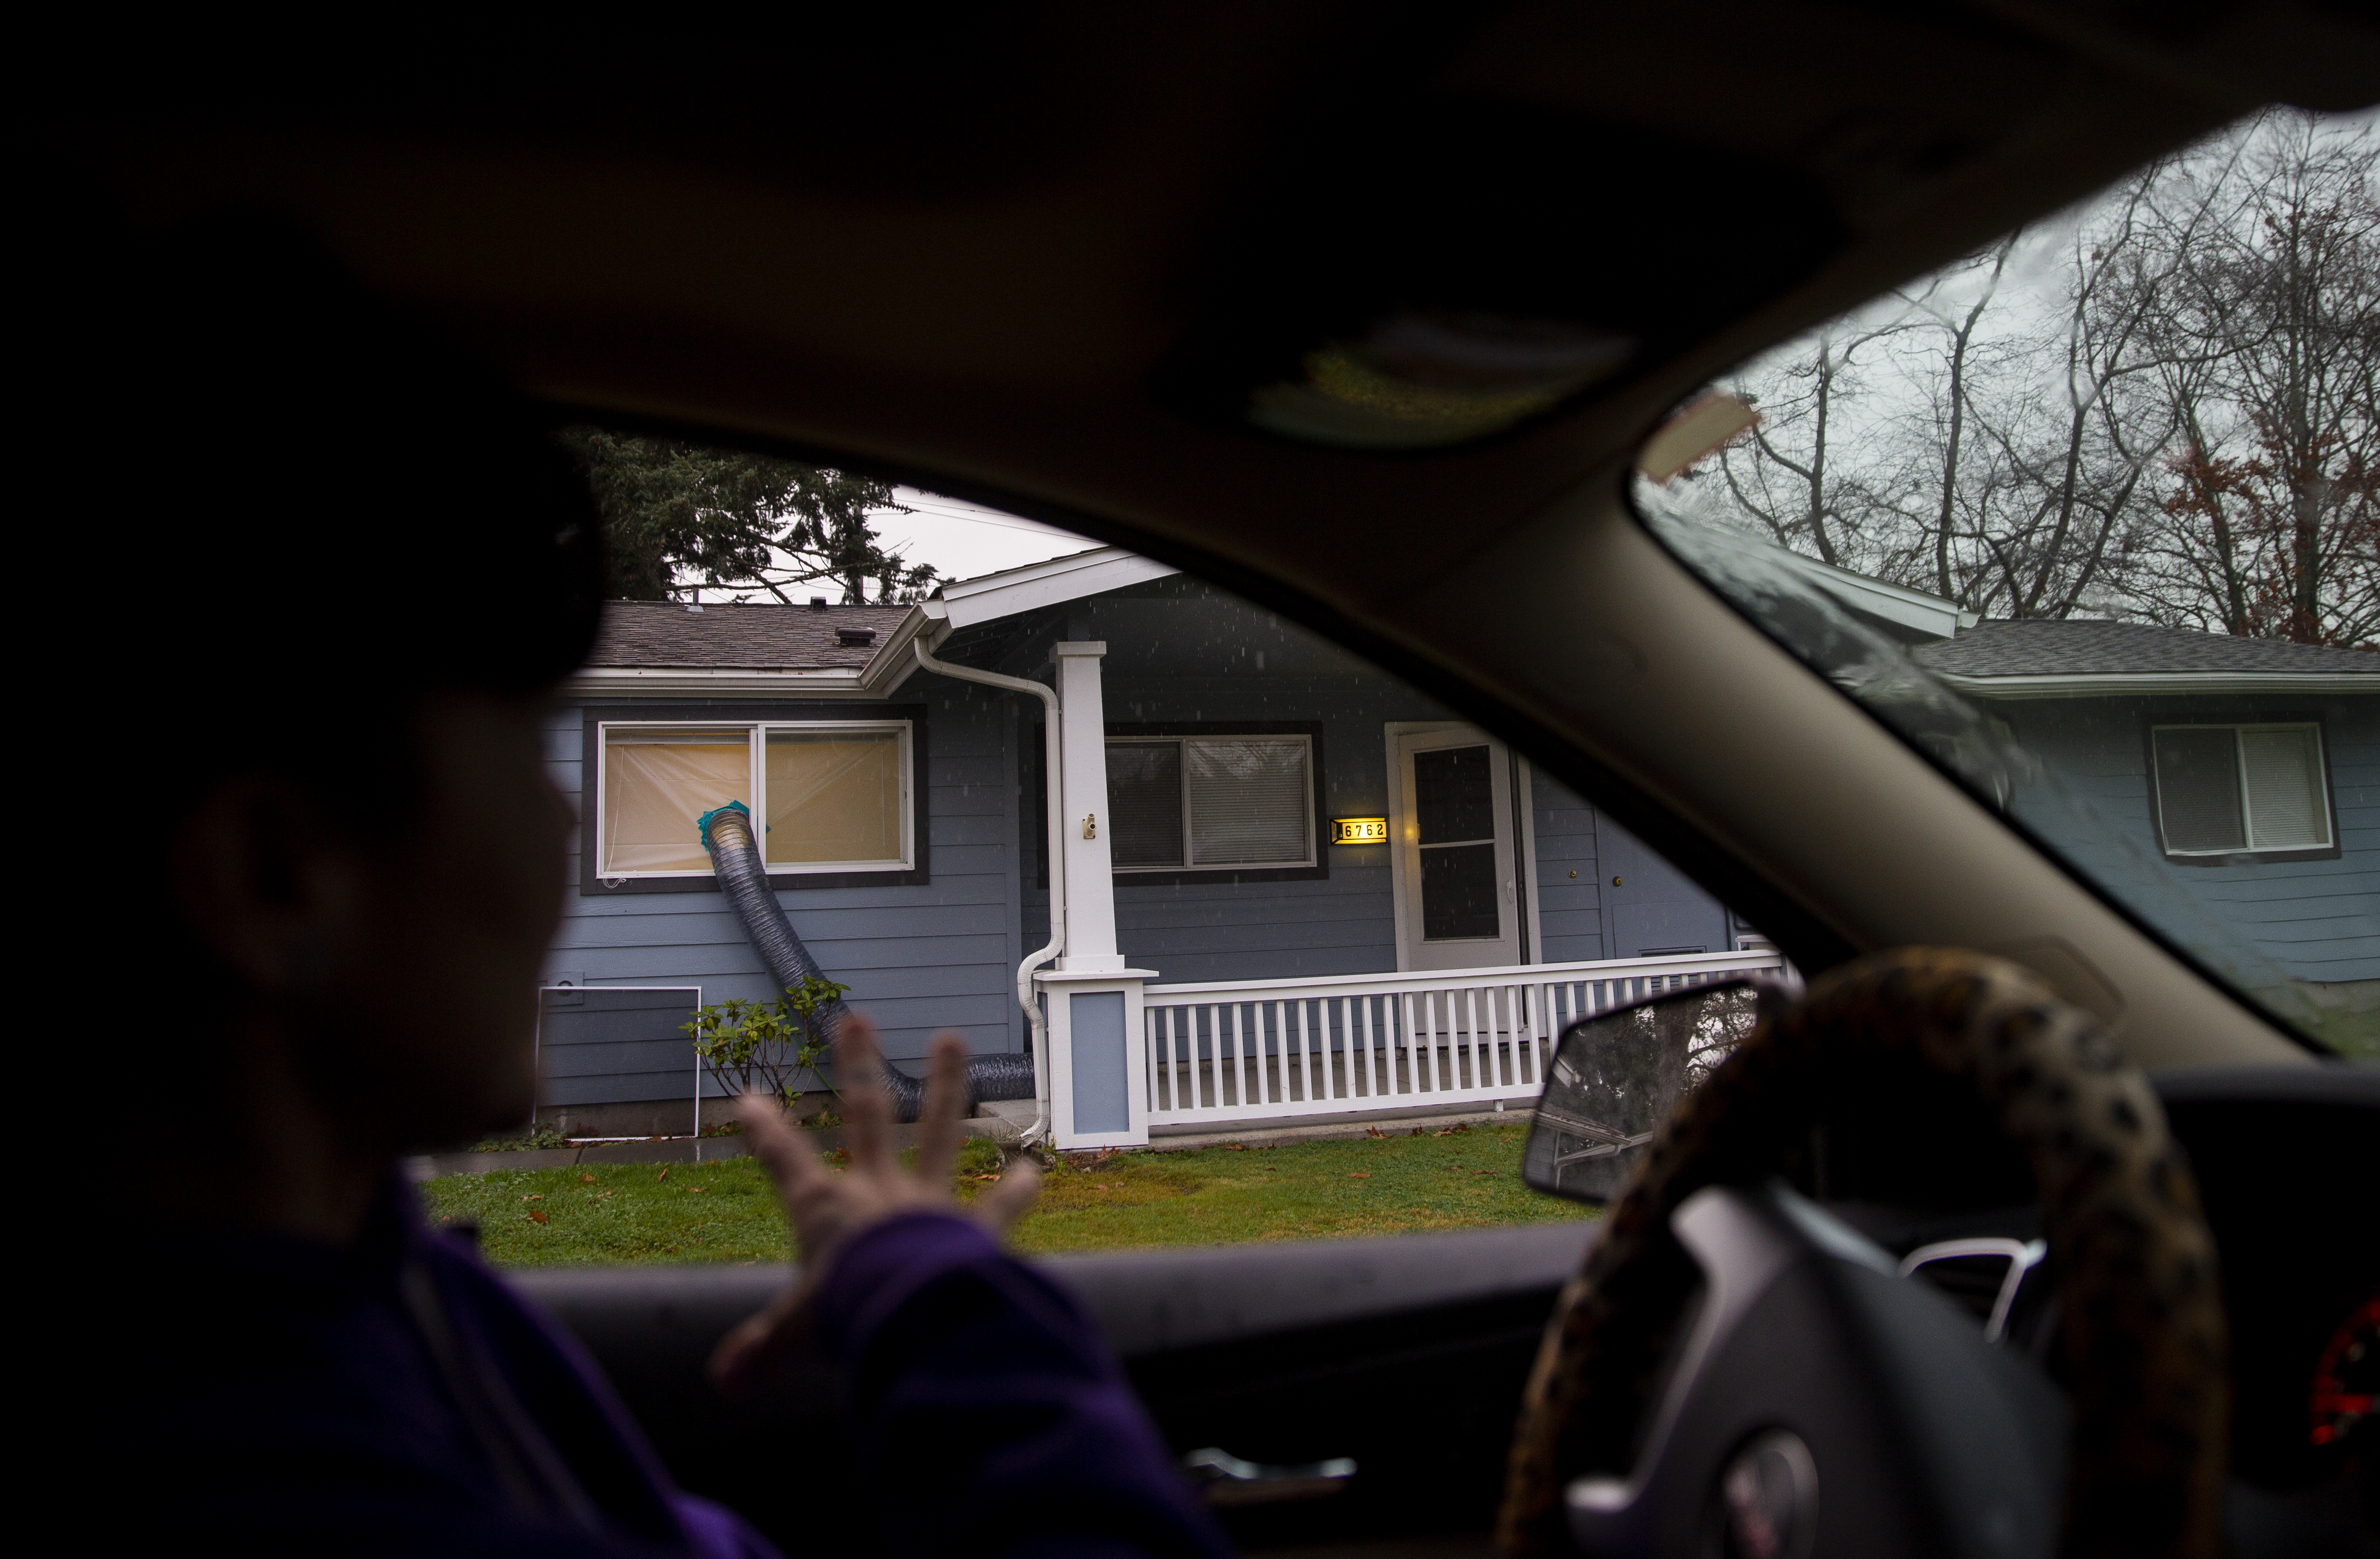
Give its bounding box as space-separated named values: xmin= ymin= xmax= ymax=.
xmin=1222 ymin=1143 xmax=1248 ymax=1152
xmin=522 ymin=1194 xmax=544 ymax=1201
xmin=578 ymin=1173 xmax=596 ymax=1184
xmin=1474 ymin=1169 xmax=1496 ymax=1176
xmin=1347 ymin=1172 xmax=1372 ymax=1179
xmin=656 ymin=1166 xmax=671 ymax=1182
xmin=1364 ymin=1126 xmax=1386 ymax=1139
xmin=688 ymin=1186 xmax=706 ymax=1194
xmin=1410 ymin=1128 xmax=1426 ymax=1137
xmin=528 ymin=1209 xmax=549 ymax=1224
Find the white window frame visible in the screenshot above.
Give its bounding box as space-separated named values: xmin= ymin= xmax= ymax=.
xmin=1105 ymin=733 xmax=1317 ymax=874
xmin=595 ymin=719 xmax=915 ymax=879
xmin=2150 ymin=721 xmax=2334 ymax=858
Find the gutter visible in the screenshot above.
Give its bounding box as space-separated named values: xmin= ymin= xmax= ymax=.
xmin=911 ymin=623 xmax=1065 ymax=1148
xmin=1934 ymin=670 xmax=2378 ymax=699
xmin=567 ymin=665 xmax=871 ymax=697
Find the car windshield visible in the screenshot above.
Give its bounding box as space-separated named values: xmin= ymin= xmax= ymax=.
xmin=1634 ymin=106 xmax=2377 ymax=1061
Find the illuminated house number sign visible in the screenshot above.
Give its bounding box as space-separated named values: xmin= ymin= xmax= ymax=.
xmin=1330 ymin=816 xmax=1389 ymax=846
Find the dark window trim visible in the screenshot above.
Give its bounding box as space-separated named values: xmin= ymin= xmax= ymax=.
xmin=2143 ymin=713 xmax=2340 ymax=867
xmin=1023 ymin=720 xmax=1329 ymax=888
xmin=577 ymin=700 xmax=930 ymax=896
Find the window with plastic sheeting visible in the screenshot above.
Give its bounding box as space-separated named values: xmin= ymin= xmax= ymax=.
xmin=601 ymin=730 xmax=753 ymax=875
xmin=2152 ymin=724 xmax=2333 ymax=858
xmin=598 ymin=720 xmax=913 ymax=880
xmin=1106 ymin=734 xmax=1315 ymax=873
xmin=765 ymin=730 xmax=905 ymax=866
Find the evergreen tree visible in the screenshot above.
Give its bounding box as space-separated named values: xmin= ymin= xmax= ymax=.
xmin=561 ymin=429 xmax=939 ymax=603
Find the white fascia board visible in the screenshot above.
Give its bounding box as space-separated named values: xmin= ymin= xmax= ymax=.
xmin=1939 ymin=670 xmax=2379 ymax=699
xmin=1776 ymin=551 xmax=1973 ymax=639
xmin=855 ymin=606 xmax=933 ymax=695
xmin=934 ymin=546 xmax=1178 ymax=630
xmin=566 ymin=666 xmax=873 ymax=698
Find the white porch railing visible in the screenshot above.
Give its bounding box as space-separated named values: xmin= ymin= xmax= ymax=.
xmin=1141 ymin=949 xmax=1785 ymax=1128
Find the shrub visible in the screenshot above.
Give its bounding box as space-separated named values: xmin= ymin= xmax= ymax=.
xmin=683 ymin=974 xmax=849 ymax=1109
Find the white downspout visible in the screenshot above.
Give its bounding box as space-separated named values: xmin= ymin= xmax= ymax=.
xmin=912 ymin=638 xmax=1064 ymax=1146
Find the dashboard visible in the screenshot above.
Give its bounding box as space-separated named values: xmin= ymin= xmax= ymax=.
xmin=1841 ymin=1064 xmax=2379 ymax=1556
xmin=2155 ymin=1064 xmax=2378 ymax=1554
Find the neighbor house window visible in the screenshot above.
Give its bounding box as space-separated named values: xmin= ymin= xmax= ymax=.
xmin=599 ymin=721 xmax=912 ymax=877
xmin=1106 ymin=735 xmax=1314 ymax=872
xmin=2151 ymin=723 xmax=2332 ymax=857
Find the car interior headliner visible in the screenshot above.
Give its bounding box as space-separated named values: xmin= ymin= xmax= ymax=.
xmin=45 ymin=2 xmax=2377 ymax=1067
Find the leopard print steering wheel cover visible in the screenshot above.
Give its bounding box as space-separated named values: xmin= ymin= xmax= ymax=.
xmin=1495 ymin=947 xmax=2228 ymax=1559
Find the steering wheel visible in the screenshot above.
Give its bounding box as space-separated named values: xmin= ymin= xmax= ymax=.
xmin=1496 ymin=949 xmax=2230 ymax=1559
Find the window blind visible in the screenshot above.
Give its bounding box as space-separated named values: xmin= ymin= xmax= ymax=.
xmin=1188 ymin=738 xmax=1311 ymax=866
xmin=2240 ymin=727 xmax=2329 ymax=850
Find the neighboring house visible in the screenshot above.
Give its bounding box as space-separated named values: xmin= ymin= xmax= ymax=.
xmin=1913 ymin=620 xmax=2378 ymax=1002
xmin=534 ymin=551 xmax=2376 ymax=1145
xmin=535 ymin=551 xmax=1766 ymax=1144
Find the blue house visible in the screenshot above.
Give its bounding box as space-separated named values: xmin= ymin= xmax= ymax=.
xmin=534 ymin=548 xmax=1777 ymax=1146
xmin=533 ymin=549 xmax=2375 ymax=1145
xmin=1913 ymin=620 xmax=2378 ymax=1033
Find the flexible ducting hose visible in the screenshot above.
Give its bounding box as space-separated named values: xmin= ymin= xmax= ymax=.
xmin=698 ymin=802 xmax=1034 ymax=1123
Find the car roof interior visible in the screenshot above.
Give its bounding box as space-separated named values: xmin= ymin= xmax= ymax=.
xmin=52 ymin=3 xmax=2378 ymax=1068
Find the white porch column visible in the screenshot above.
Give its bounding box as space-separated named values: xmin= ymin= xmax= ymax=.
xmin=1045 ymin=641 xmax=1151 ymax=1147
xmin=1053 ymin=641 xmax=1122 ymax=972
xmin=1041 ymin=966 xmax=1158 ymax=1149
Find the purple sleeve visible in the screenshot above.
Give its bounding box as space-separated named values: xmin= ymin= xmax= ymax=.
xmin=810 ymin=1212 xmax=1233 ymax=1559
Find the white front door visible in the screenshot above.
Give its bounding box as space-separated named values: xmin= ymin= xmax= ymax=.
xmin=1391 ymin=725 xmax=1523 ymax=971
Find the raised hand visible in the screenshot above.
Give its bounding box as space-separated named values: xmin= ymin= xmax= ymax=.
xmin=707 ymin=1013 xmax=1040 ymax=1397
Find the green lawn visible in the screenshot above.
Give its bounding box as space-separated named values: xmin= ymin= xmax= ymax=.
xmin=420 ymin=1123 xmax=1593 ymax=1267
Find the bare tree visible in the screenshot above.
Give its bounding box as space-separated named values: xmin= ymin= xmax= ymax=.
xmin=1717 ymin=318 xmax=1914 ymax=572
xmin=1693 ymin=107 xmax=2377 ymax=649
xmin=2133 ymin=111 xmax=2379 ymax=646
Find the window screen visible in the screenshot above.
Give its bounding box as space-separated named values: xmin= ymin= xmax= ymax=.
xmin=1105 ymin=735 xmax=1312 ymax=871
xmin=765 ymin=731 xmax=904 ymax=865
xmin=1106 ymin=742 xmax=1184 ymax=868
xmin=1412 ymin=744 xmax=1501 ymax=939
xmin=2152 ymin=724 xmax=2330 ymax=856
xmin=602 ymin=731 xmax=753 ymax=874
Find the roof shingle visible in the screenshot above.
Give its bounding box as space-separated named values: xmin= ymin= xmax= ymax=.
xmin=1913 ymin=619 xmax=2376 ymax=678
xmin=586 ymin=600 xmax=911 ymax=669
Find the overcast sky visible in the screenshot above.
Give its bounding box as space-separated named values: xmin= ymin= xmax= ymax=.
xmin=872 ymin=487 xmax=1096 ymax=585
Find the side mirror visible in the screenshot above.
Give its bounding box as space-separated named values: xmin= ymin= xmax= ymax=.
xmin=1521 ymin=980 xmax=1767 ymax=1206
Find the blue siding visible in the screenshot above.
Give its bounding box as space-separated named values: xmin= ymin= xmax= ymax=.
xmin=1530 ymin=770 xmax=1605 ymax=962
xmin=1018 ymin=584 xmax=1731 ymax=981
xmin=1992 ymin=693 xmax=2379 ymax=985
xmin=539 ymin=580 xmax=1743 ymax=1106
xmin=541 ymin=679 xmax=1026 ymax=1075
